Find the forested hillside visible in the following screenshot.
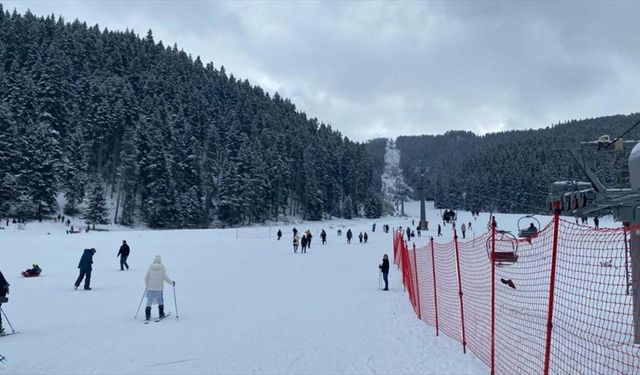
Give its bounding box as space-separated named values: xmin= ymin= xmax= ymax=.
xmin=0 ymin=7 xmax=382 ymax=227
xmin=396 ymin=114 xmax=639 ymax=214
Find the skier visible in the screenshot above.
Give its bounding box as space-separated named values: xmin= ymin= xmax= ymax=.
xmin=117 ymin=240 xmax=130 ymax=271
xmin=346 ymin=229 xmax=353 ymax=244
xmin=277 ymin=229 xmax=282 ymax=240
xmin=320 ymin=229 xmax=327 ymax=244
xmin=293 ymin=233 xmax=300 ymax=253
xmin=0 ymin=271 xmax=9 ymax=334
xmin=363 ymin=232 xmax=368 ymax=244
xmin=144 ymin=255 xmax=174 ymax=321
xmin=461 ymin=223 xmax=466 ymax=239
xmin=437 ymin=224 xmax=442 ymax=237
xmin=301 ymin=234 xmax=308 ymax=254
xmin=379 ymin=254 xmax=389 ymax=291
xmin=74 ymin=248 xmax=96 ymax=290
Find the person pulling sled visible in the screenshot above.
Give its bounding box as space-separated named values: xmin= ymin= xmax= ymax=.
xmin=144 ymin=255 xmax=174 ymax=321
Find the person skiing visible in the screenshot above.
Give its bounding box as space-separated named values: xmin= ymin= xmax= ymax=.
xmin=0 ymin=270 xmax=9 ymax=334
xmin=301 ymin=234 xmax=308 ymax=254
xmin=379 ymin=254 xmax=389 ymax=291
xmin=346 ymin=229 xmax=353 ymax=244
xmin=363 ymin=232 xmax=368 ymax=244
xmin=277 ymin=229 xmax=282 ymax=240
xmin=293 ymin=233 xmax=300 ymax=253
xmin=461 ymin=223 xmax=466 ymax=239
xmin=74 ymin=248 xmax=96 ymax=290
xmin=117 ymin=240 xmax=130 ymax=271
xmin=320 ymin=229 xmax=327 ymax=244
xmin=144 ymin=255 xmax=174 ymax=321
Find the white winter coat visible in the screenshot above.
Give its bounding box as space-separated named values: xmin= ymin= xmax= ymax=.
xmin=145 ymin=255 xmax=173 ymax=291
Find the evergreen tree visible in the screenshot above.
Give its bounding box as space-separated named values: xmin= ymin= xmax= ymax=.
xmin=84 ymin=178 xmax=109 ymax=227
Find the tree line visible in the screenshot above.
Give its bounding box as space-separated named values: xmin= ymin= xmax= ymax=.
xmin=0 ymin=7 xmax=383 ymax=228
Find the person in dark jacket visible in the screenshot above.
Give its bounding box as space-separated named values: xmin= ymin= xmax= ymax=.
xmin=346 ymin=229 xmax=353 ymax=244
xmin=379 ymin=254 xmax=390 ymax=291
xmin=320 ymin=229 xmax=327 ymax=244
xmin=406 ymin=226 xmax=411 ymax=241
xmin=117 ymin=240 xmax=130 ymax=271
xmin=363 ymin=232 xmax=368 ymax=243
xmin=0 ymin=271 xmax=9 ymax=334
xmin=277 ymin=229 xmax=282 ymax=240
xmin=306 ymin=230 xmax=313 ymax=248
xmin=74 ymin=248 xmax=96 ymax=290
xmin=437 ymin=224 xmax=442 ymax=237
xmin=301 ymin=234 xmax=308 ymax=254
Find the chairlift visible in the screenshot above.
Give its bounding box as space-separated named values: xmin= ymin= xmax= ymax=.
xmin=518 ymin=215 xmax=540 ymax=238
xmin=486 ymin=230 xmax=519 ymax=266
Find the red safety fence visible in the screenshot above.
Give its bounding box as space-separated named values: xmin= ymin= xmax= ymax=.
xmin=393 ymin=207 xmax=640 ymax=375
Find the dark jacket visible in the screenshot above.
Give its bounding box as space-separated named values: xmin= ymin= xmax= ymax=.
xmin=380 ymin=259 xmax=390 ymax=274
xmin=118 ymin=244 xmax=130 ymax=257
xmin=78 ymin=249 xmax=96 ymax=271
xmin=0 ymin=271 xmax=9 ymax=297
xmin=301 ymin=236 xmax=308 ymax=247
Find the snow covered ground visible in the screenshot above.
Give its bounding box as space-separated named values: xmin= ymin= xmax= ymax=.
xmin=0 ymin=202 xmax=617 ymax=374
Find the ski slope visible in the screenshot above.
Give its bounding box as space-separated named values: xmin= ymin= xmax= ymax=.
xmin=0 ymin=202 xmax=615 ymax=374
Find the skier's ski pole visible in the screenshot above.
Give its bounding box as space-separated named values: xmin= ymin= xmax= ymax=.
xmin=378 ymin=269 xmax=382 ymax=290
xmin=134 ymin=287 xmax=147 ymax=320
xmin=173 ymin=283 xmax=179 ymax=319
xmin=0 ymin=307 xmax=15 ymax=333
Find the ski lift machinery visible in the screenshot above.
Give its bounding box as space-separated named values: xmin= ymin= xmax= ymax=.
xmin=546 ymin=118 xmax=640 ymax=344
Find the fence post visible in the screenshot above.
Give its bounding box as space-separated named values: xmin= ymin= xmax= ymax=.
xmin=543 ymin=201 xmax=562 ymax=375
xmin=430 ymin=236 xmax=439 ymax=336
xmin=413 ymin=243 xmax=421 ymax=320
xmin=490 ymin=216 xmax=496 ymax=375
xmin=453 ymin=228 xmax=467 ymax=353
xmin=623 ymin=221 xmax=630 ymax=296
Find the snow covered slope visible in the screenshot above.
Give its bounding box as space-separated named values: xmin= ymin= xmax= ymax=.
xmin=0 ymin=203 xmax=616 ymax=374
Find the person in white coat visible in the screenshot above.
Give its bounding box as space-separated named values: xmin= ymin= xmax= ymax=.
xmin=144 ymin=255 xmax=174 ymax=321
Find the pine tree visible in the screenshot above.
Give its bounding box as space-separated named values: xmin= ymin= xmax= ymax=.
xmin=84 ymin=178 xmax=109 ymax=227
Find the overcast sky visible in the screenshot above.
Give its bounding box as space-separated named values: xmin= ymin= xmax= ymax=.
xmin=4 ymin=1 xmax=640 ymax=141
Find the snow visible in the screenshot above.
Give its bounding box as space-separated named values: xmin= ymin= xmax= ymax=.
xmin=0 ymin=202 xmax=619 ymax=374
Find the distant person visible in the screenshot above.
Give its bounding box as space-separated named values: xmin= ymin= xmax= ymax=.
xmin=0 ymin=270 xmax=8 ymax=334
xmin=359 ymin=232 xmax=363 ymax=243
xmin=74 ymin=248 xmax=96 ymax=290
xmin=372 ymin=223 xmax=376 ymax=232
xmin=406 ymin=227 xmax=411 ymax=241
xmin=437 ymin=224 xmax=442 ymax=237
xmin=301 ymin=234 xmax=308 ymax=254
xmin=416 ymin=226 xmax=421 ymax=238
xmin=144 ymin=255 xmax=174 ymax=321
xmin=21 ymin=264 xmax=42 ymax=277
xmin=461 ymin=223 xmax=466 ymax=239
xmin=117 ymin=240 xmax=130 ymax=271
xmin=594 ymin=216 xmax=600 ymax=229
xmin=346 ymin=229 xmax=353 ymax=244
xmin=306 ymin=231 xmax=313 ymax=248
xmin=364 ymin=232 xmax=368 ymax=243
xmin=337 ymin=229 xmax=342 ymax=236
xmin=292 ymin=227 xmax=298 ymax=237
xmin=379 ymin=254 xmax=389 ymax=291
xmin=320 ymin=229 xmax=327 ymax=244
xmin=293 ymin=234 xmax=300 ymax=253
xmin=277 ymin=229 xmax=282 ymax=240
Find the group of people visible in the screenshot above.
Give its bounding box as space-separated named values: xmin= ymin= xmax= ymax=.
xmin=292 ymin=228 xmax=314 ymax=253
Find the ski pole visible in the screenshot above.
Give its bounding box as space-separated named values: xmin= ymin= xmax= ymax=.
xmin=378 ymin=269 xmax=382 ymax=290
xmin=0 ymin=307 xmax=15 ymax=333
xmin=173 ymin=283 xmax=179 ymax=319
xmin=134 ymin=287 xmax=147 ymax=320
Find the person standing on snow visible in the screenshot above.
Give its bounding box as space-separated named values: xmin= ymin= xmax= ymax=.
xmin=301 ymin=234 xmax=308 ymax=254
xmin=379 ymin=254 xmax=389 ymax=291
xmin=74 ymin=248 xmax=96 ymax=290
xmin=320 ymin=229 xmax=327 ymax=244
xmin=117 ymin=240 xmax=130 ymax=271
xmin=277 ymin=229 xmax=282 ymax=240
xmin=346 ymin=229 xmax=353 ymax=244
xmin=461 ymin=223 xmax=466 ymax=239
xmin=144 ymin=255 xmax=174 ymax=321
xmin=437 ymin=224 xmax=442 ymax=237
xmin=0 ymin=270 xmax=9 ymax=334
xmin=363 ymin=232 xmax=368 ymax=243
xmin=293 ymin=233 xmax=300 ymax=253
xmin=306 ymin=230 xmax=313 ymax=248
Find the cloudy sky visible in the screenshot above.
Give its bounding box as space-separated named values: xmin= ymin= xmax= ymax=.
xmin=4 ymin=1 xmax=640 ymax=141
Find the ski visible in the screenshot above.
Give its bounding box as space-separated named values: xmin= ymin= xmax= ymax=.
xmin=0 ymin=331 xmax=19 ymax=337
xmin=155 ymin=312 xmax=171 ymax=322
